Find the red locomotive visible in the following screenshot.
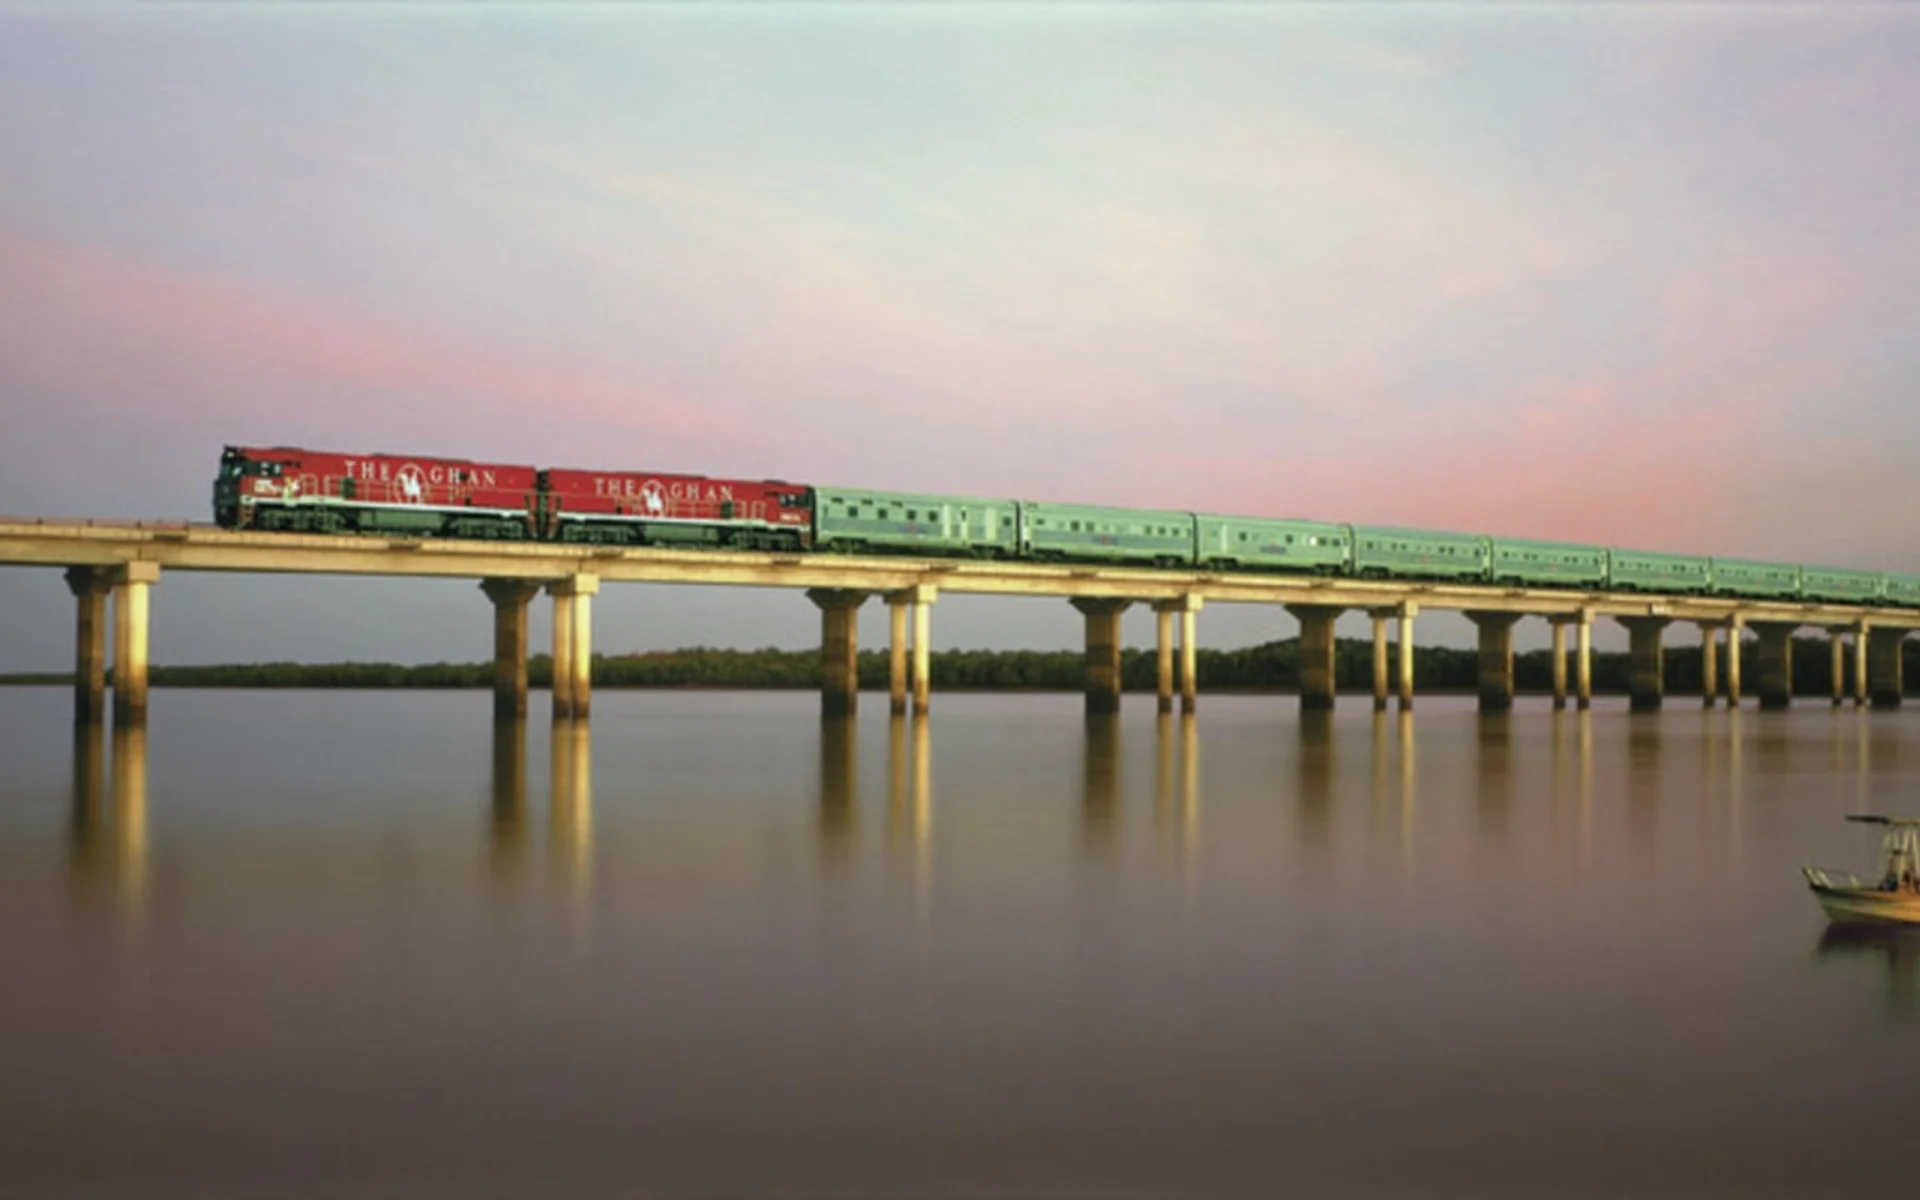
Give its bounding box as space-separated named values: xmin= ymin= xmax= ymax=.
xmin=543 ymin=466 xmax=812 ymax=550
xmin=213 ymin=445 xmax=813 ymax=548
xmin=213 ymin=446 xmax=541 ymax=538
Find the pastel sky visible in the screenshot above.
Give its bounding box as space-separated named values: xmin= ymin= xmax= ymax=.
xmin=4 ymin=2 xmax=1920 ymax=671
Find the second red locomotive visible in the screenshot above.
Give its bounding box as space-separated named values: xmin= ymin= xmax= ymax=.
xmin=543 ymin=466 xmax=811 ymax=550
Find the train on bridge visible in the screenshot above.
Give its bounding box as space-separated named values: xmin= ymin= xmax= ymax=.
xmin=213 ymin=444 xmax=1920 ymax=607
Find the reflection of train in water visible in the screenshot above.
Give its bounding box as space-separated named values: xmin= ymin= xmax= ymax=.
xmin=213 ymin=444 xmax=1920 ymax=607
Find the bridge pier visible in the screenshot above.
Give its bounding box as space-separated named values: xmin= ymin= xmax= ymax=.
xmin=914 ymin=594 xmax=933 ymax=716
xmin=1869 ymin=627 xmax=1906 ymax=709
xmin=1725 ymin=615 xmax=1745 ymax=706
xmin=1072 ymin=598 xmax=1132 ymax=715
xmin=64 ymin=566 xmax=112 ymax=725
xmin=1750 ymin=620 xmax=1799 ymax=710
xmin=809 ymin=588 xmax=870 ymax=719
xmin=111 ymin=562 xmax=160 ymax=727
xmin=1827 ymin=626 xmax=1849 ymax=707
xmin=1156 ymin=607 xmax=1175 ymax=713
xmin=883 ymin=585 xmax=935 ymax=717
xmin=547 ymin=574 xmax=599 ymax=721
xmin=1464 ymin=610 xmax=1519 ymax=713
xmin=1152 ymin=595 xmax=1201 ymax=714
xmin=1397 ymin=604 xmax=1417 ymax=710
xmin=1287 ymin=604 xmax=1344 ymax=712
xmin=1854 ymin=621 xmax=1870 ymax=707
xmin=1548 ymin=616 xmax=1571 ymax=710
xmin=1575 ymin=611 xmax=1593 ymax=709
xmin=888 ymin=596 xmax=908 ymax=715
xmin=1617 ymin=615 xmax=1669 ymax=712
xmin=481 ymin=579 xmax=541 ymax=720
xmin=1369 ymin=608 xmax=1393 ymax=711
xmin=1698 ymin=622 xmax=1720 ymax=708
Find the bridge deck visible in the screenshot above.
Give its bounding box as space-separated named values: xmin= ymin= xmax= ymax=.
xmin=3 ymin=519 xmax=1913 ymax=627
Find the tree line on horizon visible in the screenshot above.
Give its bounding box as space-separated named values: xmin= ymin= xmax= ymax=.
xmin=1 ymin=634 xmax=1911 ymax=695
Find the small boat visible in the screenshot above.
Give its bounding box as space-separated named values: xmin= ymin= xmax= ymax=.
xmin=1803 ymin=816 xmax=1920 ymax=925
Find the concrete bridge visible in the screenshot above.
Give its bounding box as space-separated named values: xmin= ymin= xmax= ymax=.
xmin=4 ymin=518 xmax=1916 ymax=726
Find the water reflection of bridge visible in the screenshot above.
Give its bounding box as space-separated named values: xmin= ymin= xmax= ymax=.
xmin=74 ymin=710 xmax=1826 ymax=889
xmin=68 ymin=722 xmax=148 ymax=913
xmin=64 ymin=702 xmax=1920 ymax=1040
xmin=72 ymin=705 xmax=1911 ymax=952
xmin=484 ymin=719 xmax=593 ymax=891
xmin=815 ymin=714 xmax=934 ymax=860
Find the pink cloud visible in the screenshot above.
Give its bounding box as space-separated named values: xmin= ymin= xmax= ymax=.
xmin=0 ymin=234 xmax=747 ymax=454
xmin=1122 ymin=378 xmax=1773 ymax=554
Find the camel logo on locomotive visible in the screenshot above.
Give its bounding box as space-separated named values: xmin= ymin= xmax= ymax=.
xmin=394 ymin=464 xmax=427 ymax=504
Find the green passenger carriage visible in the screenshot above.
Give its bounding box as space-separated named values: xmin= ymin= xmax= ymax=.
xmin=812 ymin=487 xmax=1017 ymax=558
xmin=1607 ymin=549 xmax=1711 ymax=594
xmin=1487 ymin=538 xmax=1608 ymax=588
xmin=1802 ymin=566 xmax=1885 ymax=604
xmin=1885 ymin=575 xmax=1920 ymax=607
xmin=1020 ymin=502 xmax=1195 ymax=567
xmin=1195 ymin=515 xmax=1350 ymax=574
xmin=1711 ymin=558 xmax=1802 ymax=600
xmin=1351 ymin=526 xmax=1490 ymax=582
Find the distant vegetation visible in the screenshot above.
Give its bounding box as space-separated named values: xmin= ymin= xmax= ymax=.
xmin=1 ymin=635 xmax=1910 ymax=694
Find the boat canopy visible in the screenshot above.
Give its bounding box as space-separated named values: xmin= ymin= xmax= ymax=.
xmin=1846 ymin=816 xmax=1920 ymax=888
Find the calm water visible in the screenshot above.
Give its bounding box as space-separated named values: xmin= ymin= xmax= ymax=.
xmin=2 ymin=687 xmax=1917 ymax=1197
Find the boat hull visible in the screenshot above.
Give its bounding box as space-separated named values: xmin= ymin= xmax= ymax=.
xmin=1808 ymin=884 xmax=1920 ymax=926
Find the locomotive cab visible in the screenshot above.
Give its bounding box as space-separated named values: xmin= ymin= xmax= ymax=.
xmin=212 ymin=446 xmax=290 ymax=528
